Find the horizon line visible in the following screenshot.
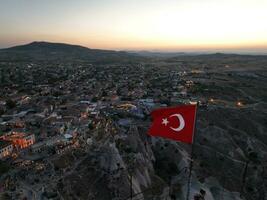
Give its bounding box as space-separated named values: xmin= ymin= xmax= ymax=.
xmin=1 ymin=40 xmax=267 ymax=55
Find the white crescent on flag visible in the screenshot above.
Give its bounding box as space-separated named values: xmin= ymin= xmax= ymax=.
xmin=169 ymin=114 xmax=185 ymax=132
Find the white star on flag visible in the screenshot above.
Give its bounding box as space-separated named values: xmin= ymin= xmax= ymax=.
xmin=162 ymin=118 xmax=169 ymax=126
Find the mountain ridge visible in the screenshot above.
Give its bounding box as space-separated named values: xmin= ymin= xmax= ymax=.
xmin=1 ymin=41 xmax=267 ymax=64
xmin=0 ymin=41 xmax=128 ymax=53
xmin=0 ymin=41 xmax=141 ymax=63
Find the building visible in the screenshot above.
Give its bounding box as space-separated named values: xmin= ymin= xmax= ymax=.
xmin=2 ymin=132 xmax=35 ymax=149
xmin=0 ymin=141 xmax=13 ymax=159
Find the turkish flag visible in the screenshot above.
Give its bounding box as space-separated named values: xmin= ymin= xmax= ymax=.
xmin=148 ymin=105 xmax=197 ymax=144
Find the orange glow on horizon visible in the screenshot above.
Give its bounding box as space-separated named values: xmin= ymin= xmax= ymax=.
xmin=0 ymin=0 xmax=267 ymax=52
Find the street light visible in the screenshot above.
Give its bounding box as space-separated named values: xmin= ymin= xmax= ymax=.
xmin=236 ymin=101 xmax=243 ymax=107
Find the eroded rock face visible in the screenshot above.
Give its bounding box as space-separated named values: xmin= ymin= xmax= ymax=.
xmin=0 ymin=116 xmax=257 ymax=200
xmin=53 ymin=117 xmax=247 ymax=200
xmin=2 ymin=107 xmax=265 ymax=200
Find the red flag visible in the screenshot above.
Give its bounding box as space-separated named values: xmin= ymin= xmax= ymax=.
xmin=148 ymin=105 xmax=197 ymax=144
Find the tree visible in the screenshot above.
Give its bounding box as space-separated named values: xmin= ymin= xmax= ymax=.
xmin=0 ymin=68 xmax=6 ymax=85
xmin=6 ymin=99 xmax=16 ymax=109
xmin=0 ymin=108 xmax=5 ymax=116
xmin=91 ymin=96 xmax=98 ymax=102
xmin=0 ymin=161 xmax=9 ymax=176
xmin=101 ymin=90 xmax=107 ymax=97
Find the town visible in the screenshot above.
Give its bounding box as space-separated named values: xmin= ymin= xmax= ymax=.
xmin=0 ymin=44 xmax=267 ymax=200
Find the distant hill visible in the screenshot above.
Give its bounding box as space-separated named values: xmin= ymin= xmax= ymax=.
xmin=1 ymin=41 xmax=267 ymax=64
xmin=132 ymin=50 xmax=267 ymax=58
xmin=3 ymin=41 xmax=93 ymax=52
xmin=128 ymin=51 xmax=193 ymax=58
xmin=0 ymin=41 xmax=143 ymax=63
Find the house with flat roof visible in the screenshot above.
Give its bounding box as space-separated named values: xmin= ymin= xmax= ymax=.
xmin=2 ymin=132 xmax=35 ymax=149
xmin=0 ymin=141 xmax=13 ymax=159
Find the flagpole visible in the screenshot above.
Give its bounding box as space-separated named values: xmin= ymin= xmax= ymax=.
xmin=186 ymin=142 xmax=194 ymax=200
xmin=186 ymin=104 xmax=197 ymax=200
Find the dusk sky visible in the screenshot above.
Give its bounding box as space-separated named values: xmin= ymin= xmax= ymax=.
xmin=1 ymin=0 xmax=267 ymax=52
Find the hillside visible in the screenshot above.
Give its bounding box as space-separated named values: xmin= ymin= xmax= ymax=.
xmin=0 ymin=41 xmax=142 ymax=63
